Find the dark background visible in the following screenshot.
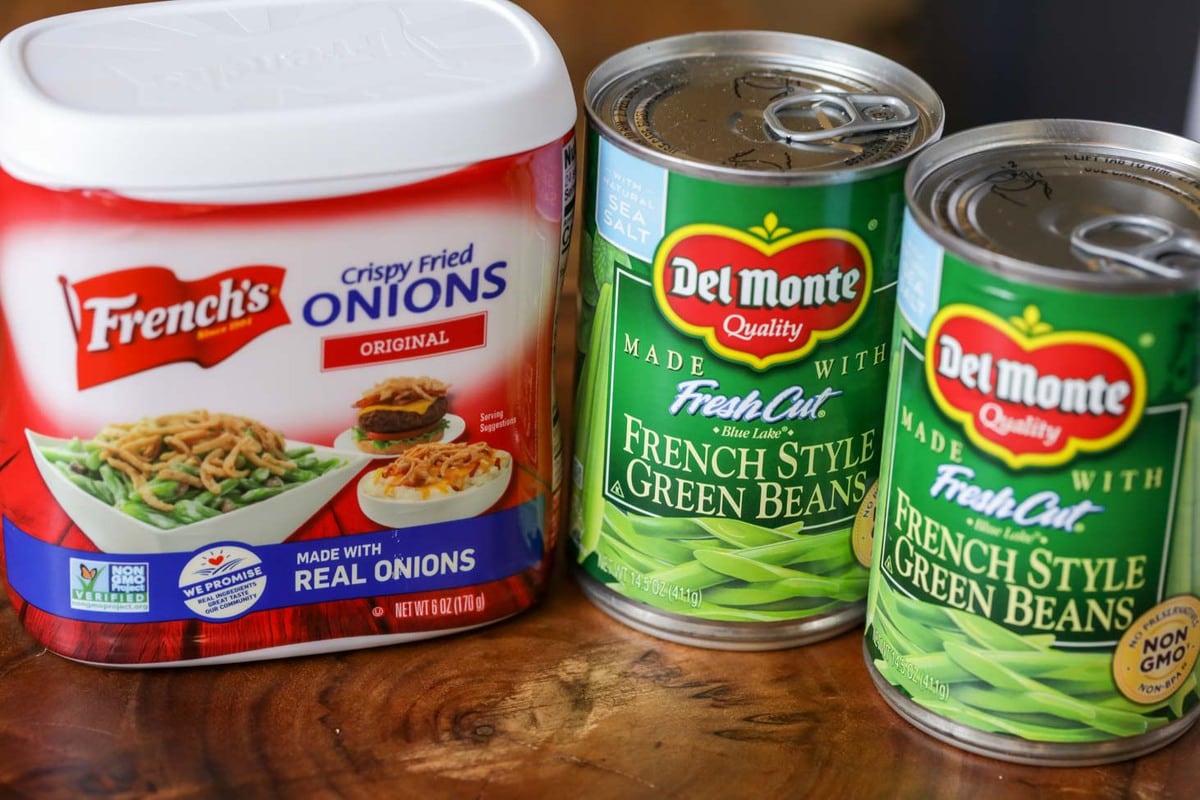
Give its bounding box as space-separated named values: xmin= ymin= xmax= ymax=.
xmin=913 ymin=0 xmax=1200 ymax=136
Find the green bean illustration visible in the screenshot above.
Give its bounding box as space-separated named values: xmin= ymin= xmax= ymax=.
xmin=573 ymin=225 xmax=635 ymax=561
xmin=695 ymin=549 xmax=864 ymax=589
xmin=628 ymin=514 xmax=719 ymax=541
xmin=1167 ymin=394 xmax=1198 ymax=595
xmin=575 ymin=279 xmax=614 ymax=559
xmin=692 ymin=517 xmax=792 ymax=548
xmin=905 ymin=649 xmax=1112 ymax=686
xmin=596 ymin=534 xmax=670 ymax=575
xmin=704 ymin=575 xmax=866 ymax=606
xmin=40 ymin=435 xmax=346 ymax=531
xmin=870 ymin=589 xmax=1199 ymax=743
xmin=943 ymin=641 xmax=1150 ymax=738
xmin=606 ymin=506 xmax=700 ymax=563
xmin=644 ymin=559 xmax=725 ymax=590
xmin=946 ymin=607 xmax=1053 ymax=653
xmin=877 ymin=598 xmax=959 ymax=656
xmin=587 ymin=498 xmax=865 ymax=621
xmin=589 ymin=228 xmax=629 ymax=294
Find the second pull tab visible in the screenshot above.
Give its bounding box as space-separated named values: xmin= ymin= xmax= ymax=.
xmin=1070 ymin=214 xmax=1200 ymax=279
xmin=763 ymin=92 xmax=918 ymax=144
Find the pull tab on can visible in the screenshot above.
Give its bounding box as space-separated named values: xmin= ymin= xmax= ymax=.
xmin=1070 ymin=213 xmax=1200 ymax=278
xmin=763 ymin=92 xmax=917 ymax=144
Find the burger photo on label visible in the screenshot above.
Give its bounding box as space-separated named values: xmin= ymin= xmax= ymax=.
xmin=334 ymin=376 xmax=466 ymax=457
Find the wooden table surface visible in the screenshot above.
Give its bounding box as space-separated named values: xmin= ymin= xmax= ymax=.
xmin=2 ymin=1 xmax=1198 ymax=798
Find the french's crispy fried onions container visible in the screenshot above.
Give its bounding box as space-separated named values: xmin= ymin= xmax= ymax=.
xmin=0 ymin=0 xmax=575 ymax=666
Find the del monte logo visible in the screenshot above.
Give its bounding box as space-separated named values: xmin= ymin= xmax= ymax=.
xmin=653 ymin=213 xmax=871 ymax=369
xmin=927 ymin=304 xmax=1146 ymax=468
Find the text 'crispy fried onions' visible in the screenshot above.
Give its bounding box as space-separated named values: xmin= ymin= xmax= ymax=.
xmin=92 ymin=411 xmax=296 ymax=511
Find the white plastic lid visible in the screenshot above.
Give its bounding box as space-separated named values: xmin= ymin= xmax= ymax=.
xmin=0 ymin=0 xmax=576 ymax=200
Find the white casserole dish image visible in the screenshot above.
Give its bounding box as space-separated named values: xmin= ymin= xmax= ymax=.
xmin=356 ymin=443 xmax=513 ymax=529
xmin=28 ymin=429 xmax=370 ymax=554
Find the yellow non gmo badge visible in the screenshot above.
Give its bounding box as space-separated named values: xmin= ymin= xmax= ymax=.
xmin=1114 ymin=596 xmax=1200 ymax=705
xmin=924 ymin=304 xmax=1147 ymax=470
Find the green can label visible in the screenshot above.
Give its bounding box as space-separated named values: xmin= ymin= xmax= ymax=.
xmin=570 ymin=132 xmax=907 ymax=628
xmin=865 ymin=211 xmax=1200 ymax=743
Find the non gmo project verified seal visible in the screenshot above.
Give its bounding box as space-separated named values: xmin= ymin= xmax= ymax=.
xmin=69 ymin=558 xmax=150 ymax=613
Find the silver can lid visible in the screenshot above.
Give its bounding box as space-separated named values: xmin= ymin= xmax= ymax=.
xmin=585 ymin=31 xmax=943 ymax=184
xmin=908 ymin=119 xmax=1200 ymax=291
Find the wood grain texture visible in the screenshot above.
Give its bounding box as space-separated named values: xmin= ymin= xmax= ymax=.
xmin=4 ymin=568 xmax=1200 ymax=799
xmin=1 ymin=1 xmax=1197 ymax=798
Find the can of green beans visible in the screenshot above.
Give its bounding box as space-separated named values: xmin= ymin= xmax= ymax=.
xmin=569 ymin=32 xmax=943 ymax=649
xmin=865 ymin=119 xmax=1200 ymax=764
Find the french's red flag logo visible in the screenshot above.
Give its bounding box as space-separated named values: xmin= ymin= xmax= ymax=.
xmin=63 ymin=265 xmax=290 ymax=389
